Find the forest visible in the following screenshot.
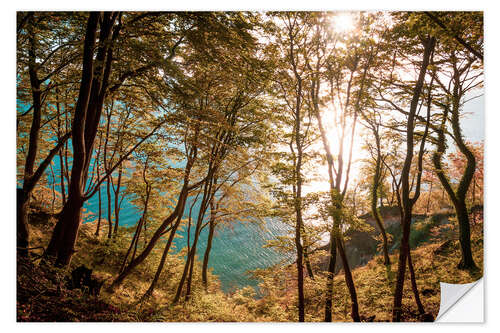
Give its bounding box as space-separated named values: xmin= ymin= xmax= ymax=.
xmin=16 ymin=11 xmax=484 ymax=322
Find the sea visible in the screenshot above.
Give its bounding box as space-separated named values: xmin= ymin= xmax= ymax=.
xmin=49 ymin=155 xmax=294 ymax=293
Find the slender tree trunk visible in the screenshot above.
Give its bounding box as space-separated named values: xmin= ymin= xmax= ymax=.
xmin=174 ymin=192 xmax=209 ymax=303
xmin=120 ymin=186 xmax=150 ymax=273
xmin=59 ymin=150 xmax=66 ymax=206
xmin=49 ymin=163 xmax=57 ymax=212
xmin=106 ymin=176 xmax=113 ymax=239
xmin=185 ymin=244 xmax=197 ymax=302
xmin=303 ymin=248 xmax=315 ymax=280
xmin=299 ymin=223 xmax=314 ymax=280
xmin=294 ymin=197 xmax=305 ymax=322
xmin=113 ymin=162 xmax=123 ymax=236
xmin=455 ymin=201 xmax=475 ymax=268
xmin=373 ymin=205 xmax=391 ymax=266
xmin=110 ymin=168 xmax=193 ymax=290
xmin=174 ymin=163 xmax=216 ymax=303
xmin=18 ymin=20 xmax=42 ymax=257
xmin=17 ymin=189 xmax=30 ymax=257
xmin=45 ymin=12 xmax=117 ymax=266
xmin=336 ymin=233 xmax=360 ymax=322
xmin=120 ymin=218 xmax=142 ymax=273
xmin=425 ymin=181 xmax=433 ymax=217
xmin=96 ymin=186 xmax=102 ymax=236
xmin=324 ymin=233 xmax=337 ymax=322
xmin=371 ymin=136 xmax=390 ymax=266
xmin=202 ymin=200 xmax=216 ymax=290
xmin=393 ymin=211 xmax=411 ymax=322
xmin=407 ymin=247 xmax=425 ymax=314
xmin=142 ymin=213 xmax=183 ymax=300
xmin=392 ymin=36 xmax=435 ymax=322
xmin=173 ymin=249 xmax=193 ymax=303
xmin=55 ymin=85 xmax=66 ymax=206
xmin=432 ymin=102 xmax=476 ymax=269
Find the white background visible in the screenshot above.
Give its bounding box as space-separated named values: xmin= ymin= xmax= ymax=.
xmin=1 ymin=0 xmax=498 ymax=331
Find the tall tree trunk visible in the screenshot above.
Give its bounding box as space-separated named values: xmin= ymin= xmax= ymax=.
xmin=455 ymin=201 xmax=475 ymax=268
xmin=176 ymin=151 xmax=223 ymax=301
xmin=303 ymin=248 xmax=315 ymax=280
xmin=45 ymin=12 xmax=115 ymax=266
xmin=113 ymin=161 xmax=123 ymax=235
xmin=392 ymin=211 xmax=411 ymax=322
xmin=110 ymin=155 xmax=196 ymax=291
xmin=407 ymin=247 xmax=425 ymax=314
xmin=432 ymin=96 xmax=476 ymax=270
xmin=324 ymin=233 xmax=337 ymax=322
xmin=106 ymin=176 xmax=113 ymax=238
xmin=336 ymin=233 xmax=360 ymax=322
xmin=49 ymin=163 xmax=57 ymax=212
xmin=185 ymin=244 xmax=197 ymax=302
xmin=17 ymin=189 xmax=30 ymax=257
xmin=202 ymin=199 xmax=216 ymax=290
xmin=392 ymin=36 xmax=435 ymax=322
xmin=120 ymin=186 xmax=150 ymax=273
xmin=425 ymin=181 xmax=433 ymax=217
xmin=294 ymin=191 xmax=305 ymax=322
xmin=371 ymin=133 xmax=390 ymax=266
xmin=142 ymin=213 xmax=183 ymax=300
xmin=59 ymin=150 xmax=66 ymax=206
xmin=18 ymin=19 xmax=42 ymax=257
xmin=94 ymin=129 xmax=103 ymax=237
xmin=96 ymin=184 xmax=102 ymax=236
xmin=174 ymin=175 xmax=214 ymax=303
xmin=55 ymin=86 xmax=66 ymax=206
xmin=449 ymin=78 xmax=477 ymax=269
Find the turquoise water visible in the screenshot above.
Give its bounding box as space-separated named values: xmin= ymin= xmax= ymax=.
xmin=18 ymin=97 xmax=292 ymax=291
xmin=49 ymin=155 xmax=293 ymax=292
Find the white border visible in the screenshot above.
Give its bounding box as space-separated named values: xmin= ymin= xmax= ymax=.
xmin=3 ymin=1 xmax=499 ymax=332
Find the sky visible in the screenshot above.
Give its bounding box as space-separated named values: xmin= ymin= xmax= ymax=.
xmin=462 ymin=94 xmax=485 ymax=143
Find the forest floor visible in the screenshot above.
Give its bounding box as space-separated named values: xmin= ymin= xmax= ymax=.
xmin=16 ymin=206 xmax=483 ymax=322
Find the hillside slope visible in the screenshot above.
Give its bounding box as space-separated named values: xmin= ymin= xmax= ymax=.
xmin=17 ymin=206 xmax=483 ymax=322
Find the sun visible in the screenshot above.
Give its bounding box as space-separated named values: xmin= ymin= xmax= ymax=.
xmin=332 ymin=12 xmax=356 ymax=33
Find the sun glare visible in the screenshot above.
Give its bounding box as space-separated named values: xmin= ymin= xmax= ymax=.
xmin=332 ymin=12 xmax=356 ymax=33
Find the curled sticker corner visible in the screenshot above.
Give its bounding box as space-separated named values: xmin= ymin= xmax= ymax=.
xmin=436 ymin=278 xmax=483 ymax=322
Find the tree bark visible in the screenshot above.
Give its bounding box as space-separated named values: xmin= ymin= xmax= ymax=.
xmin=18 ymin=19 xmax=43 ymax=257
xmin=432 ymin=102 xmax=476 ymax=269
xmin=324 ymin=233 xmax=337 ymax=322
xmin=174 ymin=169 xmax=215 ymax=303
xmin=407 ymin=247 xmax=425 ymax=314
xmin=110 ymin=140 xmax=198 ymax=290
xmin=45 ymin=12 xmax=112 ymax=266
xmin=202 ymin=199 xmax=216 ymax=290
xmin=141 ymin=212 xmax=183 ymax=300
xmin=113 ymin=161 xmax=123 ymax=235
xmin=371 ymin=130 xmax=390 ymax=266
xmin=106 ymin=176 xmax=113 ymax=239
xmin=336 ymin=233 xmax=360 ymax=322
xmin=392 ymin=36 xmax=435 ymax=322
xmin=111 ymin=185 xmax=189 ymax=290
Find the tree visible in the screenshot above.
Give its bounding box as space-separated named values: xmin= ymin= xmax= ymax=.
xmin=429 ymin=16 xmax=483 ymax=268
xmin=385 ymin=17 xmax=436 ymax=321
xmin=16 ymin=12 xmax=78 ymax=256
xmin=360 ymin=108 xmax=391 ymax=266
xmin=266 ymin=12 xmax=324 ymax=321
xmin=304 ymin=12 xmax=381 ymax=322
xmin=109 ymin=12 xmax=262 ymax=291
xmin=45 ymin=12 xmax=170 ymax=266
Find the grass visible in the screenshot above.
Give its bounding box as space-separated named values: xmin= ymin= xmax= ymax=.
xmin=18 ymin=206 xmax=483 ymax=322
